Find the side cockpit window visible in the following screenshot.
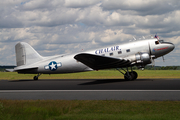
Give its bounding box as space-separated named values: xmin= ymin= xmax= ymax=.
xmin=155 ymin=41 xmax=159 ymax=45
xmin=126 ymin=49 xmax=130 ymax=52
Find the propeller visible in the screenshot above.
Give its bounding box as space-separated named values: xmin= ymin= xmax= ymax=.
xmin=151 ymin=55 xmax=155 ymax=70
xmin=151 ymin=56 xmax=165 ymax=70
xmin=162 ymin=56 xmax=165 ymax=62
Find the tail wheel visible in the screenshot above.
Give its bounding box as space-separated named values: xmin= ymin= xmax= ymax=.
xmin=33 ymin=76 xmax=38 ymax=80
xmin=33 ymin=73 xmax=41 ymax=80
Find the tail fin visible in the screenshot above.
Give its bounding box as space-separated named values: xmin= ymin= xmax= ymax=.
xmin=15 ymin=42 xmax=43 ymax=67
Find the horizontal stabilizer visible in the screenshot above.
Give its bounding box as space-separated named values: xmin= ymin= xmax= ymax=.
xmin=5 ymin=69 xmax=15 ymax=72
xmin=74 ymin=53 xmax=131 ymax=70
xmin=14 ymin=66 xmax=38 ymax=74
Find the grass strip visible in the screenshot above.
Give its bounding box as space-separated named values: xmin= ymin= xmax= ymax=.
xmin=0 ymin=100 xmax=180 ymax=120
xmin=0 ymin=70 xmax=180 ymax=80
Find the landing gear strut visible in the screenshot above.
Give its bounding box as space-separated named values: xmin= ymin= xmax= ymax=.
xmin=116 ymin=67 xmax=138 ymax=81
xmin=33 ymin=73 xmax=41 ymax=80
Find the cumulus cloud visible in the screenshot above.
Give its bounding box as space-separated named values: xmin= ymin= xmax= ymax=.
xmin=64 ymin=0 xmax=100 ymax=8
xmin=101 ymin=0 xmax=180 ymax=15
xmin=0 ymin=0 xmax=180 ymax=66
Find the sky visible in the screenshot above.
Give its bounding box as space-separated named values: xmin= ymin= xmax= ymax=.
xmin=0 ymin=0 xmax=180 ymax=66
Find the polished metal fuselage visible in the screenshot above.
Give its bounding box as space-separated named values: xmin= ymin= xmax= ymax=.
xmin=15 ymin=38 xmax=174 ymax=74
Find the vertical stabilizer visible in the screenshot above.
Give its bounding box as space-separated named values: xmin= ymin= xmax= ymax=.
xmin=15 ymin=42 xmax=43 ymax=67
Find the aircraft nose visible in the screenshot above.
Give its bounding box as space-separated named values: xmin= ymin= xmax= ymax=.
xmin=168 ymin=42 xmax=175 ymax=51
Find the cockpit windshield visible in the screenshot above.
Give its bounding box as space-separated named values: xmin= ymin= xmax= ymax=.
xmin=159 ymin=40 xmax=164 ymax=43
xmin=155 ymin=40 xmax=164 ymax=45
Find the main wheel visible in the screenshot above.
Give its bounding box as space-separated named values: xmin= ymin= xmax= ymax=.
xmin=131 ymin=71 xmax=138 ymax=80
xmin=33 ymin=76 xmax=38 ymax=80
xmin=124 ymin=72 xmax=133 ymax=81
xmin=124 ymin=71 xmax=138 ymax=81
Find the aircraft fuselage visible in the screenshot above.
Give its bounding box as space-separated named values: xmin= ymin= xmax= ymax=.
xmin=16 ymin=38 xmax=174 ymax=74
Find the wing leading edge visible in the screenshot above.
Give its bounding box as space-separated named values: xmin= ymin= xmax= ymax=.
xmin=74 ymin=53 xmax=131 ymax=70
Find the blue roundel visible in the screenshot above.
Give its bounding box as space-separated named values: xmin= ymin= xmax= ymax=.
xmin=48 ymin=61 xmax=57 ymax=71
xmin=153 ymin=48 xmax=156 ymax=52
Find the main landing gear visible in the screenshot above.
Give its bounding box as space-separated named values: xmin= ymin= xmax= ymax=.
xmin=116 ymin=67 xmax=138 ymax=81
xmin=33 ymin=73 xmax=41 ymax=80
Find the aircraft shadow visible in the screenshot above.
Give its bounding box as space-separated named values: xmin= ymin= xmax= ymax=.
xmin=8 ymin=79 xmax=71 ymax=82
xmin=9 ymin=79 xmax=37 ymax=82
xmin=78 ymin=79 xmax=155 ymax=85
xmin=78 ymin=79 xmax=127 ymax=85
xmin=8 ymin=78 xmax=154 ymax=84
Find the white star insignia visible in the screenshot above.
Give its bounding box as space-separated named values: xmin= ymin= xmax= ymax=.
xmin=50 ymin=63 xmax=56 ymax=70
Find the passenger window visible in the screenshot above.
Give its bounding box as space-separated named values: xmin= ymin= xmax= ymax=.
xmin=155 ymin=41 xmax=159 ymax=45
xmin=109 ymin=53 xmax=113 ymax=56
xmin=118 ymin=51 xmax=122 ymax=54
xmin=126 ymin=49 xmax=130 ymax=52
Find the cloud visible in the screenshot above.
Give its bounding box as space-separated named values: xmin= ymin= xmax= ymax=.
xmin=0 ymin=0 xmax=180 ymax=66
xmin=18 ymin=0 xmax=63 ymax=11
xmin=0 ymin=16 xmax=23 ymax=28
xmin=64 ymin=0 xmax=100 ymax=8
xmin=101 ymin=0 xmax=180 ymax=15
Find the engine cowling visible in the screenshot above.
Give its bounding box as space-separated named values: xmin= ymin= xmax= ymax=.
xmin=135 ymin=52 xmax=151 ymax=68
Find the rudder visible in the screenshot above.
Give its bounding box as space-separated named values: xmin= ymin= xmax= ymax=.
xmin=15 ymin=42 xmax=43 ymax=67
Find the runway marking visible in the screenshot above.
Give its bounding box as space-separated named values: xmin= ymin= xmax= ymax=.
xmin=1 ymin=90 xmax=180 ymax=92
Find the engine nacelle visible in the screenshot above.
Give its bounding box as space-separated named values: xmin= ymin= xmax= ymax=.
xmin=135 ymin=52 xmax=151 ymax=68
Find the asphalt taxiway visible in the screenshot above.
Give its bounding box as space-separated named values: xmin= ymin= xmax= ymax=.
xmin=0 ymin=79 xmax=180 ymax=100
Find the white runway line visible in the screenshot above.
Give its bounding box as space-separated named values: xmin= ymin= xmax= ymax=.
xmin=1 ymin=90 xmax=180 ymax=92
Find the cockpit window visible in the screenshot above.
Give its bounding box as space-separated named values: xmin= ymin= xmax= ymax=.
xmin=155 ymin=41 xmax=159 ymax=45
xmin=159 ymin=40 xmax=164 ymax=43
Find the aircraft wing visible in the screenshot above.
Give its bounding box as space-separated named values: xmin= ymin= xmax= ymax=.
xmin=74 ymin=53 xmax=131 ymax=70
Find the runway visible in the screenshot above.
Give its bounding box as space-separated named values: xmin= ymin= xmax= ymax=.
xmin=0 ymin=79 xmax=180 ymax=100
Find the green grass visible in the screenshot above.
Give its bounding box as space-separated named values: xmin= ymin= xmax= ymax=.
xmin=1 ymin=70 xmax=180 ymax=80
xmin=0 ymin=100 xmax=180 ymax=120
xmin=1 ymin=70 xmax=180 ymax=120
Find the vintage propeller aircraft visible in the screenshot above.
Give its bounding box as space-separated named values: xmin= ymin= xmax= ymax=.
xmin=12 ymin=36 xmax=174 ymax=80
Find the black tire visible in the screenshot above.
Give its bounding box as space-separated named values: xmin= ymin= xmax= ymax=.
xmin=124 ymin=71 xmax=138 ymax=81
xmin=33 ymin=76 xmax=38 ymax=80
xmin=124 ymin=72 xmax=133 ymax=81
xmin=131 ymin=71 xmax=138 ymax=80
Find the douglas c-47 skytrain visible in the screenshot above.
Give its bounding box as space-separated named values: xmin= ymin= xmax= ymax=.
xmin=11 ymin=36 xmax=175 ymax=80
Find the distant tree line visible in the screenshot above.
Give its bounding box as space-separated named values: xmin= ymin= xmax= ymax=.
xmin=111 ymin=66 xmax=180 ymax=71
xmin=0 ymin=65 xmax=180 ymax=72
xmin=134 ymin=65 xmax=179 ymax=70
xmin=0 ymin=66 xmax=16 ymax=72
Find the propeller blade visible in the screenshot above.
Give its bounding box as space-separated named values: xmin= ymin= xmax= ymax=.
xmin=153 ymin=59 xmax=155 ymax=66
xmin=162 ymin=56 xmax=165 ymax=62
xmin=151 ymin=56 xmax=155 ymax=70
